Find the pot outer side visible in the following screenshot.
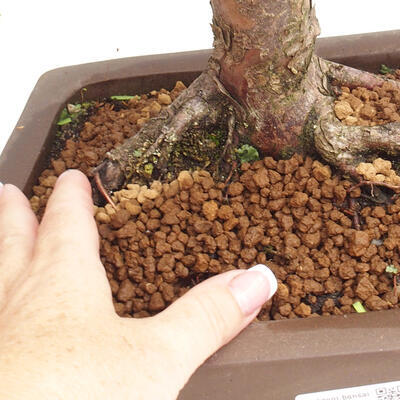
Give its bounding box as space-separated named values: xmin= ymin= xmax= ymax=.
xmin=0 ymin=31 xmax=400 ymax=400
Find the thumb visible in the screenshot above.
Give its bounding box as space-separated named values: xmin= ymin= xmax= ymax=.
xmin=152 ymin=264 xmax=277 ymax=377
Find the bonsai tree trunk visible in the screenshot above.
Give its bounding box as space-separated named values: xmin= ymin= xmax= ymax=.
xmin=94 ymin=0 xmax=400 ymax=192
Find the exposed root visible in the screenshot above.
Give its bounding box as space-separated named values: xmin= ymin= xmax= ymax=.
xmin=94 ymin=172 xmax=117 ymax=210
xmin=320 ymin=58 xmax=400 ymax=90
xmin=92 ymin=70 xmax=238 ymax=195
xmin=314 ymin=96 xmax=400 ymax=170
xmin=313 ymin=59 xmax=400 ymax=183
xmin=349 ymin=180 xmax=400 ymax=194
xmin=220 ymin=113 xmax=237 ymax=163
xmin=93 ymin=159 xmax=125 ymax=196
xmin=224 ymin=160 xmax=237 ymax=187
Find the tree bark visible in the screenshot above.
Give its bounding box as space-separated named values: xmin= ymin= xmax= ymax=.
xmin=93 ymin=0 xmax=400 ymax=195
xmin=210 ymin=0 xmax=321 ymax=155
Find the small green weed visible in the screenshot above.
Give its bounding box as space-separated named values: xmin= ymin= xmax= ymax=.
xmin=57 ymin=108 xmax=72 ymax=126
xmin=380 ymin=64 xmax=395 ymax=75
xmin=110 ymin=95 xmax=140 ymax=101
xmin=236 ymin=144 xmax=259 ymax=163
xmin=57 ymin=102 xmax=93 ymax=126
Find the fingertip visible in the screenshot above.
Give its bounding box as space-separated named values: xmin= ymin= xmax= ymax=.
xmin=49 ymin=169 xmax=93 ymax=210
xmin=36 ymin=169 xmax=100 ymax=266
xmin=56 ymin=169 xmax=91 ymax=191
xmin=43 ymin=169 xmax=95 ymax=222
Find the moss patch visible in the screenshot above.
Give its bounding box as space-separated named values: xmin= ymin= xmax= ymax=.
xmin=167 ymin=126 xmax=228 ymax=178
xmin=299 ymin=106 xmax=318 ymax=155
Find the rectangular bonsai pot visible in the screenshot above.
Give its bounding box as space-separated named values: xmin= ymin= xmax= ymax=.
xmin=1 ymin=31 xmax=400 ymax=399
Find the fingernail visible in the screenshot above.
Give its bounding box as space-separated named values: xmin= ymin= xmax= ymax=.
xmin=228 ymin=264 xmax=278 ymax=316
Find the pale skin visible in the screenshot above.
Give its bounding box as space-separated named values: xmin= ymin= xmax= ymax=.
xmin=0 ymin=170 xmax=276 ymax=400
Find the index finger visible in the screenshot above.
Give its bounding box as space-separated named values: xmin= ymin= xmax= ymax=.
xmin=34 ymin=170 xmax=100 ymax=271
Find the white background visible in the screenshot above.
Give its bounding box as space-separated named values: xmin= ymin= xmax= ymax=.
xmin=0 ymin=0 xmax=399 ymax=155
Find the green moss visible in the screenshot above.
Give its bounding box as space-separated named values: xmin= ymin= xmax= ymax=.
xmin=144 ymin=163 xmax=154 ymax=176
xmin=167 ymin=125 xmax=228 ymax=178
xmin=299 ymin=106 xmax=318 ymax=153
xmin=207 ymin=129 xmax=225 ymax=146
xmin=279 ymin=146 xmax=296 ymax=160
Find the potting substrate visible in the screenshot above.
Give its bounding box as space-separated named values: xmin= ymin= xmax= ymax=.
xmin=29 ymin=71 xmax=400 ymax=321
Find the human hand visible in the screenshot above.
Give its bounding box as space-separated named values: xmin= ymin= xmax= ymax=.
xmin=0 ymin=170 xmax=277 ymax=400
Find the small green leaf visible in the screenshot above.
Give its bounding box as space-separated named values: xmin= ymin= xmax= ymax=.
xmin=353 ymin=301 xmax=367 ymax=313
xmin=380 ymin=64 xmax=395 ymax=75
xmin=82 ymin=102 xmax=92 ymax=109
xmin=133 ymin=149 xmax=142 ymax=157
xmin=58 ymin=107 xmax=69 ymax=120
xmin=57 ymin=117 xmax=72 ymax=126
xmin=110 ymin=95 xmax=140 ymax=101
xmin=67 ymin=103 xmax=82 ymax=114
xmin=386 ymin=265 xmax=398 ymax=274
xmin=236 ymin=144 xmax=259 ymax=163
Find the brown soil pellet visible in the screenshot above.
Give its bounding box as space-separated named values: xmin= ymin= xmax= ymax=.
xmin=334 ymin=78 xmax=400 ymax=127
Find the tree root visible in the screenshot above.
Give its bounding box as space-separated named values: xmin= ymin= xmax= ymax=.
xmin=94 ymin=172 xmax=117 ymax=210
xmin=92 ymin=70 xmax=239 ymax=194
xmin=349 ymin=180 xmax=400 ymax=194
xmin=310 ymin=57 xmax=400 ymax=185
xmin=314 ymin=96 xmax=400 ymax=172
xmin=320 ymin=58 xmax=400 ymax=90
xmin=224 ymin=160 xmax=237 ymax=187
